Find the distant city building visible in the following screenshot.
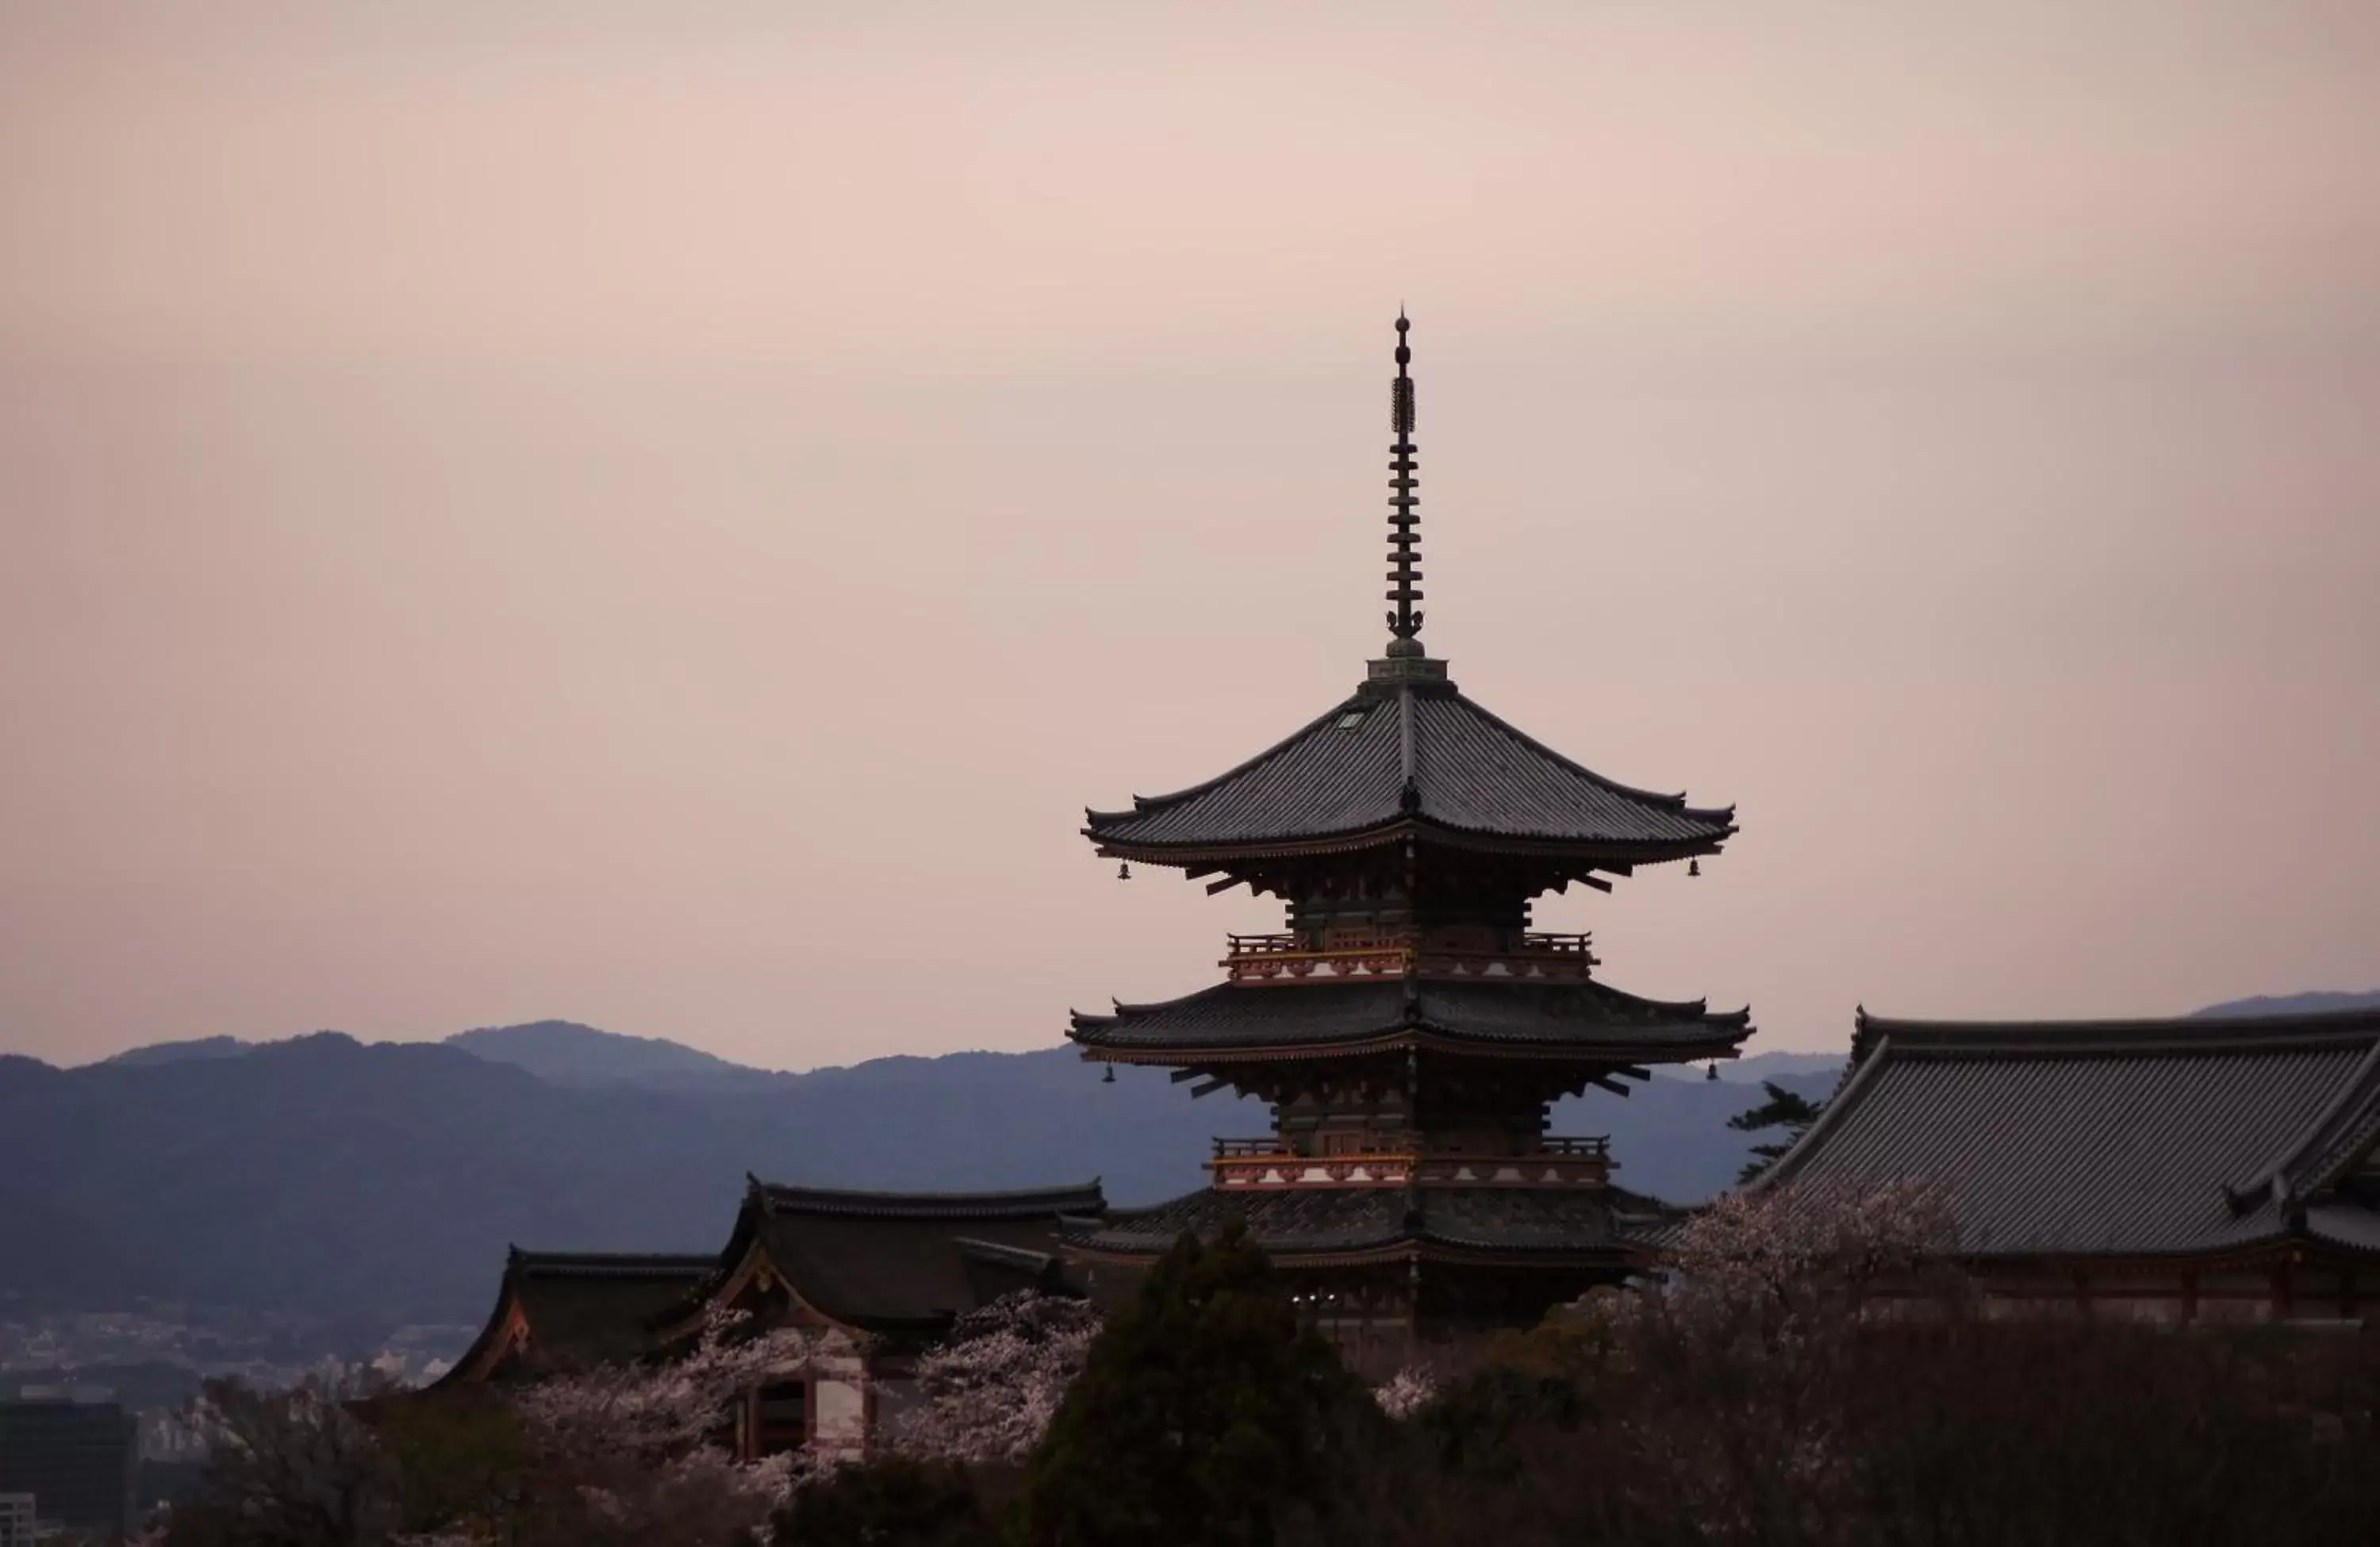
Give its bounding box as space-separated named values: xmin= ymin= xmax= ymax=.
xmin=0 ymin=1492 xmax=34 ymax=1547
xmin=0 ymin=1397 xmax=136 ymax=1541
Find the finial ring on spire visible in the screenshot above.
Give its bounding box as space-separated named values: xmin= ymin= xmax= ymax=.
xmin=1384 ymin=313 xmax=1423 ymax=653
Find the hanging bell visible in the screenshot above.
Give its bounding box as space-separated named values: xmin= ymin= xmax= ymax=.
xmin=1101 ymin=1065 xmax=1117 ymax=1084
xmin=1688 ymin=859 xmax=1701 ymax=877
xmin=1117 ymin=862 xmax=1131 ymax=881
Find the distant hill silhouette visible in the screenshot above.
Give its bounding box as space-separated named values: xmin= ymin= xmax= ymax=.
xmin=444 ymin=1019 xmax=780 ymax=1090
xmin=21 ymin=996 xmax=2364 ymax=1334
xmin=5 ymin=1021 xmax=1844 ymax=1328
xmin=1649 ymin=1050 xmax=1845 ymax=1084
xmin=99 ymin=1036 xmax=254 ymax=1067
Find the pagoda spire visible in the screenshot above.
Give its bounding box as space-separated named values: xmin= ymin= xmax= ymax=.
xmin=1384 ymin=311 xmax=1424 ymax=658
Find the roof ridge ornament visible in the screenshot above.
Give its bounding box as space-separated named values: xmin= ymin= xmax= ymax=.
xmin=1386 ymin=310 xmax=1422 ymax=654
xmin=1368 ymin=312 xmax=1452 ymax=690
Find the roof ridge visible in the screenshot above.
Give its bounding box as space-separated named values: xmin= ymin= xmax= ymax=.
xmin=1397 ymin=683 xmax=1419 ymax=808
xmin=754 ymin=1180 xmax=1107 ymax=1219
xmin=2270 ymin=1035 xmax=2380 ymax=1200
xmin=1855 ymin=1005 xmax=2380 ymax=1055
xmin=1084 ymin=692 xmax=1366 ymax=824
xmin=1432 ymin=689 xmax=1735 ymax=820
xmin=1744 ymin=1031 xmax=1897 ymax=1195
xmin=506 ymin=1251 xmax=716 ymax=1276
xmin=951 ymin=1236 xmax=1061 ymax=1273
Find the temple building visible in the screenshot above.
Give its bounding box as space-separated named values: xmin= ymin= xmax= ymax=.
xmin=1061 ymin=315 xmax=1752 ymax=1363
xmin=434 ymin=1179 xmax=1102 ymax=1457
xmin=1753 ymin=1004 xmax=2380 ymax=1322
xmin=439 ymin=1250 xmax=717 ymax=1386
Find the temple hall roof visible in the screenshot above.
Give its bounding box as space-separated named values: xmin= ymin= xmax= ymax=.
xmin=1070 ymin=977 xmax=1752 ymax=1061
xmin=1758 ymin=1006 xmax=2380 ymax=1261
xmin=707 ymin=1180 xmax=1105 ymax=1333
xmin=1067 ymin=1182 xmax=1676 ymax=1261
xmin=436 ymin=1250 xmax=716 ymax=1388
xmin=1084 ymin=680 xmax=1734 ymax=862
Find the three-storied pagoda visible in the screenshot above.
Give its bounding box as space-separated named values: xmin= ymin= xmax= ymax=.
xmin=1065 ymin=317 xmax=1753 ymax=1361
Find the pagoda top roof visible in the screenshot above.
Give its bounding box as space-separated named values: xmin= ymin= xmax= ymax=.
xmin=1070 ymin=976 xmax=1751 ymax=1064
xmin=1755 ymin=1004 xmax=2380 ymax=1261
xmin=1084 ymin=675 xmax=1735 ymax=864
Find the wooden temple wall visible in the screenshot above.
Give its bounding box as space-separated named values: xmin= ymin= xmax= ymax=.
xmin=1902 ymin=1262 xmax=2371 ymax=1329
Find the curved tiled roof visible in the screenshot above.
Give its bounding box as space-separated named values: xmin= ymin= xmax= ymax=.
xmin=1084 ymin=681 xmax=1733 ymax=858
xmin=713 ymin=1179 xmax=1105 ymax=1332
xmin=435 ymin=1250 xmax=715 ymax=1388
xmin=1759 ymin=1006 xmax=2380 ymax=1260
xmin=1068 ymin=1183 xmax=1673 ymax=1260
xmin=1069 ymin=977 xmax=1752 ymax=1059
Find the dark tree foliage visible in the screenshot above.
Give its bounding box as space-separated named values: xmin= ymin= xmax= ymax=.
xmin=163 ymin=1375 xmax=400 ymax=1547
xmin=1012 ymin=1226 xmax=1368 ymax=1547
xmin=371 ymin=1391 xmax=532 ymax=1541
xmin=774 ymin=1456 xmax=997 ymax=1547
xmin=1727 ymin=1079 xmax=1823 ymax=1183
xmin=1310 ymin=1311 xmax=2380 ymax=1547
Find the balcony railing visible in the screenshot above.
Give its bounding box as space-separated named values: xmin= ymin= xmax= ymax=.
xmin=1205 ymin=1135 xmax=1613 ymax=1189
xmin=1221 ymin=931 xmax=1600 ymax=983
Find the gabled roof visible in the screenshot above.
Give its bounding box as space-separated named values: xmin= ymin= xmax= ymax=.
xmin=436 ymin=1250 xmax=715 ymax=1388
xmin=1067 ymin=1182 xmax=1674 ymax=1262
xmin=1070 ymin=977 xmax=1752 ymax=1063
xmin=1758 ymin=1006 xmax=2380 ymax=1260
xmin=1084 ymin=679 xmax=1734 ymax=862
xmin=699 ymin=1179 xmax=1105 ymax=1334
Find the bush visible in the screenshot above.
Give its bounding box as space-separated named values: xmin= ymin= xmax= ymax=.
xmin=774 ymin=1456 xmax=996 ymax=1547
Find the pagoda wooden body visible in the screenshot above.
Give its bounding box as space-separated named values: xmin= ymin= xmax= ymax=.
xmin=1065 ymin=319 xmax=1752 ymax=1366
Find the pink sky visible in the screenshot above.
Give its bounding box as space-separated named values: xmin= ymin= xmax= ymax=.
xmin=3 ymin=2 xmax=2375 ymax=1069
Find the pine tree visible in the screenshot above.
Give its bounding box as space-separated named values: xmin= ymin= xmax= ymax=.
xmin=1012 ymin=1225 xmax=1364 ymax=1547
xmin=1728 ymin=1081 xmax=1824 ymax=1184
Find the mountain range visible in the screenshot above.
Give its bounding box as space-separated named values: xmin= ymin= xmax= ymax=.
xmin=6 ymin=991 xmax=2372 ymax=1333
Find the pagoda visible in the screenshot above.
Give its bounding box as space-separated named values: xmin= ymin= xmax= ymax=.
xmin=1063 ymin=316 xmax=1752 ymax=1363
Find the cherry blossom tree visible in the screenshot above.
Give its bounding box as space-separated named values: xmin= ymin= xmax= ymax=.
xmin=1661 ymin=1177 xmax=1959 ymax=1334
xmin=885 ymin=1292 xmax=1100 ymax=1465
xmin=498 ymin=1309 xmax=847 ymax=1545
xmin=1369 ymin=1365 xmax=1438 ymax=1421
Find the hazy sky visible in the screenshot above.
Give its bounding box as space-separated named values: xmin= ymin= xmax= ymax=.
xmin=3 ymin=2 xmax=2376 ymax=1070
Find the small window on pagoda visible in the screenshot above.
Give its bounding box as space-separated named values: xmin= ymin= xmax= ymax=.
xmin=1336 ymin=709 xmax=1368 ymax=731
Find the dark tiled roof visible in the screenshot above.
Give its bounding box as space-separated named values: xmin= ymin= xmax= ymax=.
xmin=1084 ymin=681 xmax=1733 ymax=858
xmin=1069 ymin=1184 xmax=1671 ymax=1259
xmin=738 ymin=1179 xmax=1104 ymax=1331
xmin=752 ymin=1182 xmax=1107 ymax=1221
xmin=1760 ymin=1007 xmax=2380 ymax=1260
xmin=436 ymin=1250 xmax=715 ymax=1386
xmin=1070 ymin=977 xmax=1752 ymax=1059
